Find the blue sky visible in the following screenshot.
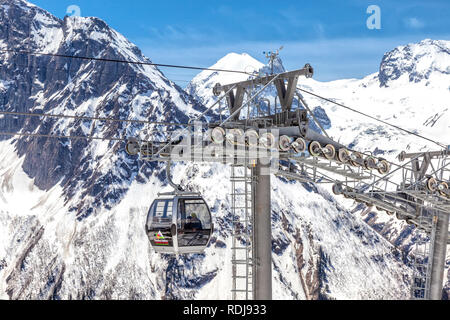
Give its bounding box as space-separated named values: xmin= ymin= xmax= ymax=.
xmin=31 ymin=0 xmax=450 ymax=87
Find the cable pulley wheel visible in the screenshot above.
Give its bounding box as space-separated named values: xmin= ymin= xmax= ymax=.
xmin=377 ymin=160 xmax=390 ymax=175
xmin=396 ymin=212 xmax=406 ymax=221
xmin=125 ymin=138 xmax=140 ymax=156
xmin=438 ymin=181 xmax=449 ymax=197
xmin=426 ymin=177 xmax=437 ymax=192
xmin=323 ymin=144 xmax=336 ymax=160
xmin=308 ymin=141 xmax=322 ymax=157
xmin=260 ymin=132 xmax=276 ymax=149
xmin=350 ymin=152 xmax=363 ymax=167
xmin=364 ymin=156 xmax=377 ymax=170
xmin=140 ymin=142 xmax=153 ymax=157
xmin=245 ymin=129 xmax=259 ymax=146
xmin=292 ymin=137 xmax=306 ymax=153
xmin=332 ymin=183 xmax=343 ymax=195
xmin=210 ymin=127 xmax=225 ymax=144
xmin=279 ymin=135 xmax=292 ymax=152
xmin=337 ymin=148 xmax=350 ymax=163
xmin=226 ymin=128 xmax=244 ymax=145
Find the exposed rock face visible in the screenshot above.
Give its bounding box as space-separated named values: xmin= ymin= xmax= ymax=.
xmin=0 ymin=0 xmax=201 ymax=218
xmin=379 ymin=39 xmax=450 ymax=87
xmin=0 ymin=0 xmax=205 ymax=300
xmin=0 ymin=0 xmax=447 ymax=301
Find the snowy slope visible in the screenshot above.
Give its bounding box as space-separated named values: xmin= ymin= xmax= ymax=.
xmin=0 ymin=136 xmax=411 ymax=300
xmin=0 ymin=0 xmax=203 ymax=213
xmin=0 ymin=139 xmax=166 ymax=299
xmin=298 ymin=42 xmax=450 ymax=288
xmin=0 ymin=0 xmax=201 ymax=299
xmin=0 ymin=0 xmax=446 ymax=300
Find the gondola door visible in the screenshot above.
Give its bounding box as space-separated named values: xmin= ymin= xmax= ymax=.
xmin=177 ymin=197 xmax=213 ymax=254
xmin=146 ymin=197 xmax=177 ymax=253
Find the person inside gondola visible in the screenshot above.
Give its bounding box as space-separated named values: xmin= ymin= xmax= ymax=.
xmin=185 ymin=213 xmax=203 ymax=231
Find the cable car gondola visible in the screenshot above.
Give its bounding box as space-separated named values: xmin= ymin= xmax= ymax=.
xmin=145 ymin=163 xmax=213 ymax=255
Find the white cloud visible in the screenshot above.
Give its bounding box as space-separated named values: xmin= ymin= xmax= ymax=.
xmin=404 ymin=17 xmax=425 ymax=29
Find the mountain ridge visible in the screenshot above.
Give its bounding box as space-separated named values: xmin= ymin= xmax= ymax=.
xmin=0 ymin=0 xmax=447 ymax=300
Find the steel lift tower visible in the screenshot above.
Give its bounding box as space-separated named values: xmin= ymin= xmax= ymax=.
xmin=253 ymin=160 xmax=272 ymax=299
xmin=396 ymin=150 xmax=450 ymax=299
xmin=2 ymin=48 xmax=447 ymax=300
xmin=128 ymin=64 xmax=450 ymax=300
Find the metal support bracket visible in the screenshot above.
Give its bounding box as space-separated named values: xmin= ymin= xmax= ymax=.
xmin=213 ymin=65 xmax=314 ymax=121
xmin=274 ymin=76 xmax=299 ymax=112
xmin=226 ymin=86 xmax=246 ymax=121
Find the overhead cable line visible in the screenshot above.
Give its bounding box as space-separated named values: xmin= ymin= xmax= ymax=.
xmin=1 ymin=49 xmax=445 ymax=152
xmin=0 ymin=49 xmax=252 ymax=76
xmin=0 ymin=110 xmax=195 ymax=127
xmin=0 ymin=60 xmax=192 ymax=84
xmin=297 ymin=88 xmax=448 ymax=149
xmin=0 ymin=131 xmax=125 ymax=142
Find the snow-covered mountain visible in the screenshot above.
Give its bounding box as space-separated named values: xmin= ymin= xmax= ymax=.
xmin=186 ymin=52 xmax=264 ymax=109
xmin=379 ymin=39 xmax=450 ymax=88
xmin=0 ymin=0 xmax=447 ymax=300
xmin=0 ymin=0 xmax=204 ymax=299
xmin=186 ymin=39 xmax=450 ymax=298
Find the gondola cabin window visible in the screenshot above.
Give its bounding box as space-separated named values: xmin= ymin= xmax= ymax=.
xmin=155 ymin=200 xmax=172 ymax=219
xmin=178 ymin=198 xmax=212 ymax=247
xmin=147 ymin=199 xmax=173 ymax=247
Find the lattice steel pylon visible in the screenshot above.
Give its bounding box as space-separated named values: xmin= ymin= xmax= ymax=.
xmin=3 ymin=48 xmax=448 ymax=299
xmin=411 ymin=209 xmax=436 ymax=299
xmin=125 ymin=64 xmax=449 ymax=300
xmin=230 ymin=163 xmax=255 ymax=300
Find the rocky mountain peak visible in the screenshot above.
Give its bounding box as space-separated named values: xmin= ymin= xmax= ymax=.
xmin=0 ymin=0 xmax=200 ymax=218
xmin=185 ymin=52 xmax=264 ymax=108
xmin=379 ymin=39 xmax=450 ymax=87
